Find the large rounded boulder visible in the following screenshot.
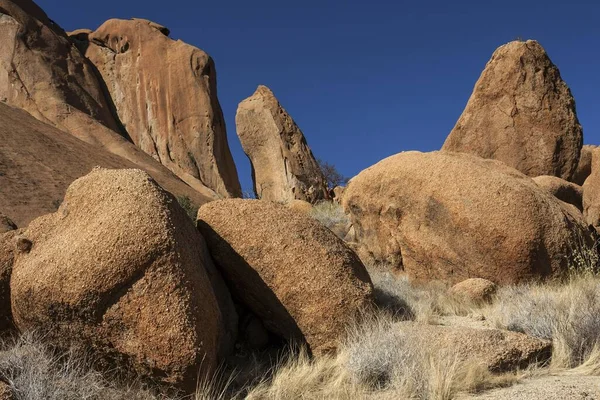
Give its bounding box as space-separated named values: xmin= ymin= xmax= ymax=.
xmin=197 ymin=199 xmax=373 ymax=354
xmin=11 ymin=168 xmax=224 ymax=389
xmin=342 ymin=151 xmax=594 ymax=284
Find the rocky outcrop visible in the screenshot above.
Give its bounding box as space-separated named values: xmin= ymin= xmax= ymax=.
xmin=533 ymin=175 xmax=583 ymax=211
xmin=572 ymin=144 xmax=597 ymax=186
xmin=11 ymin=169 xmax=224 ymax=389
xmin=342 ymin=151 xmax=594 ymax=284
xmin=442 ymin=40 xmax=583 ymax=181
xmin=197 ymin=199 xmax=373 ymax=354
xmin=582 ymin=147 xmax=600 ymax=232
xmin=395 ymin=322 xmax=551 ymax=372
xmin=449 ymin=278 xmax=497 ymax=303
xmin=236 ymin=86 xmax=328 ymax=203
xmin=0 ymin=1 xmax=219 ymax=203
xmin=0 ymin=102 xmax=213 ymax=227
xmin=69 ymin=19 xmax=241 ymax=198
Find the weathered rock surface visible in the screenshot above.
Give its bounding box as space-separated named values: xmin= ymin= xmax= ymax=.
xmin=396 ymin=322 xmax=551 ymax=372
xmin=0 ymin=229 xmax=19 ymax=331
xmin=572 ymin=144 xmax=597 ymax=186
xmin=11 ymin=168 xmax=223 ymax=388
xmin=533 ymin=175 xmax=583 ymax=211
xmin=0 ymin=213 xmax=16 ymax=234
xmin=0 ymin=1 xmax=219 ymax=204
xmin=342 ymin=151 xmax=594 ymax=284
xmin=197 ymin=199 xmax=373 ymax=354
xmin=449 ymin=278 xmax=497 ymax=303
xmin=582 ymin=147 xmax=600 ymax=231
xmin=0 ymin=102 xmax=212 ymax=227
xmin=236 ymin=86 xmax=328 ymax=203
xmin=69 ymin=19 xmax=241 ymax=198
xmin=442 ymin=40 xmax=583 ymax=181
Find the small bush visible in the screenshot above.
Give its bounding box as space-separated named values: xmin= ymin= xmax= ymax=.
xmin=310 ymin=201 xmax=350 ymax=240
xmin=177 ymin=195 xmax=198 ymax=222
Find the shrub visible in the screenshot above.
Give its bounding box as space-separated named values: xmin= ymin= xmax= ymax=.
xmin=317 ymin=159 xmax=348 ymax=189
xmin=309 ymin=201 xmax=350 ymax=240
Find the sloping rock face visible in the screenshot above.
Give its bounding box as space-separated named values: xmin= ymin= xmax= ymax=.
xmin=533 ymin=175 xmax=583 ymax=212
xmin=0 ymin=1 xmax=219 ymax=202
xmin=0 ymin=102 xmax=213 ymax=227
xmin=69 ymin=19 xmax=241 ymax=198
xmin=572 ymin=144 xmax=597 ymax=186
xmin=197 ymin=199 xmax=373 ymax=354
xmin=442 ymin=40 xmax=583 ymax=181
xmin=11 ymin=169 xmax=223 ymax=389
xmin=236 ymin=86 xmax=328 ymax=203
xmin=342 ymin=151 xmax=594 ymax=284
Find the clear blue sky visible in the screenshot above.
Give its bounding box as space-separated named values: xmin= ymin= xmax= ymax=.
xmin=37 ymin=0 xmax=600 ymax=192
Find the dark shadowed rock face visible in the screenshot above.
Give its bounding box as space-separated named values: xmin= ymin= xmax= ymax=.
xmin=236 ymin=86 xmax=329 ymax=204
xmin=197 ymin=199 xmax=373 ymax=354
xmin=572 ymin=145 xmax=597 ymax=186
xmin=533 ymin=175 xmax=583 ymax=212
xmin=443 ymin=40 xmax=583 ymax=181
xmin=69 ymin=19 xmax=241 ymax=198
xmin=11 ymin=168 xmax=224 ymax=390
xmin=343 ymin=151 xmax=594 ymax=285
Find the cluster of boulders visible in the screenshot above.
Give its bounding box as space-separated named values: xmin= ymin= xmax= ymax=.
xmin=343 ymin=39 xmax=599 ymax=284
xmin=0 ymin=168 xmax=373 ymax=391
xmin=1 ymin=0 xmax=600 ymax=394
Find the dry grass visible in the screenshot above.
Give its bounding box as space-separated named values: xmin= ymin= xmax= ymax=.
xmin=3 ymin=268 xmax=600 ymax=399
xmin=486 ymin=274 xmax=600 ymax=371
xmin=309 ymin=201 xmax=351 ymax=239
xmin=246 ymin=312 xmax=517 ymax=400
xmin=0 ymin=333 xmax=236 ymax=400
xmin=367 ymin=268 xmax=480 ymax=322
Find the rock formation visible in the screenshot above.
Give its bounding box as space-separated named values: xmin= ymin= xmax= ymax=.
xmin=582 ymin=147 xmax=600 ymax=232
xmin=69 ymin=19 xmax=241 ymax=198
xmin=449 ymin=278 xmax=497 ymax=304
xmin=11 ymin=169 xmax=224 ymax=389
xmin=0 ymin=102 xmax=212 ymax=227
xmin=394 ymin=322 xmax=551 ymax=372
xmin=342 ymin=151 xmax=594 ymax=284
xmin=442 ymin=40 xmax=583 ymax=181
xmin=0 ymin=1 xmax=221 ymax=201
xmin=533 ymin=175 xmax=583 ymax=212
xmin=236 ymin=86 xmax=329 ymax=203
xmin=572 ymin=145 xmax=597 ymax=186
xmin=197 ymin=199 xmax=373 ymax=354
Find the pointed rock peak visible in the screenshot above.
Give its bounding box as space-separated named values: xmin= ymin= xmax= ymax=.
xmin=253 ymin=85 xmax=275 ymax=98
xmin=442 ymin=39 xmax=582 ymax=181
xmin=236 ymin=86 xmax=329 ymax=204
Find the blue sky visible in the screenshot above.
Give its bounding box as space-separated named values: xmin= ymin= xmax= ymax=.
xmin=37 ymin=0 xmax=600 ymax=192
